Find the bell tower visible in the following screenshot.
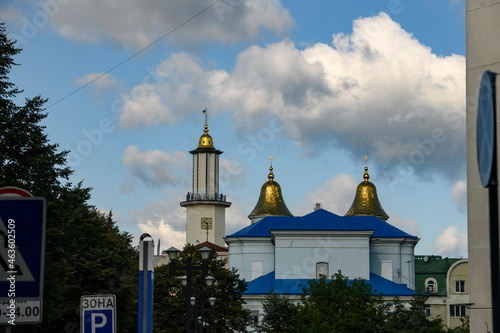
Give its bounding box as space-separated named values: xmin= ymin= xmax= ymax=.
xmin=180 ymin=110 xmax=231 ymax=247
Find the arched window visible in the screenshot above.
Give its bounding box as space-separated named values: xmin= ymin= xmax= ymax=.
xmin=425 ymin=278 xmax=438 ymax=293
xmin=316 ymin=262 xmax=329 ymax=279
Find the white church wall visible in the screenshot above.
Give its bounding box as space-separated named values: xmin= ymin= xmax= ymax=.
xmin=369 ymin=238 xmax=417 ymax=289
xmin=227 ymin=238 xmax=274 ymax=282
xmin=272 ymin=231 xmax=372 ymax=280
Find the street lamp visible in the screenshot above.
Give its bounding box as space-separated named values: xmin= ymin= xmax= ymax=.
xmin=166 ymin=246 xmax=216 ymax=333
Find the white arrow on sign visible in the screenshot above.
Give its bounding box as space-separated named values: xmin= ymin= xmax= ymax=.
xmin=0 ymin=216 xmax=34 ymax=281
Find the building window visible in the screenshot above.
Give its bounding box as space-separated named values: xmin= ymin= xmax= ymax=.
xmin=316 ymin=262 xmax=328 ymax=279
xmin=450 ymin=304 xmax=466 ymax=318
xmin=425 ymin=305 xmax=431 ymax=317
xmin=381 ymin=261 xmax=393 ymax=281
xmin=252 ymin=260 xmax=263 ymax=280
xmin=455 ymin=280 xmax=465 ymax=293
xmin=425 ymin=278 xmax=438 ymax=293
xmin=250 ymin=310 xmax=259 ymax=324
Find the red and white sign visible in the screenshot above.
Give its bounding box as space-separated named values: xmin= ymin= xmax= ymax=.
xmin=0 ymin=187 xmax=33 ymax=197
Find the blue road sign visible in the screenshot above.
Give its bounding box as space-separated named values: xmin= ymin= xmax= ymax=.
xmin=81 ymin=295 xmax=116 ymax=333
xmin=0 ymin=197 xmax=46 ymax=299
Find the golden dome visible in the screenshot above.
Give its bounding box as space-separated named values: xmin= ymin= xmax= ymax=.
xmin=198 ymin=122 xmax=214 ymax=149
xmin=248 ymin=164 xmax=293 ymax=219
xmin=345 ymin=165 xmax=389 ymax=220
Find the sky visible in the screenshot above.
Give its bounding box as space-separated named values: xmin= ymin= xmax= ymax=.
xmin=1 ymin=0 xmax=467 ymax=257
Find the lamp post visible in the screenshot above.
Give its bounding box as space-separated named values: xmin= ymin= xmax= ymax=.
xmin=166 ymin=246 xmax=217 ymax=333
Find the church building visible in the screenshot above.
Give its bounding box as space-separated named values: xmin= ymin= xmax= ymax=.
xmin=180 ymin=116 xmax=420 ymax=319
xmin=224 ymin=160 xmax=419 ymax=316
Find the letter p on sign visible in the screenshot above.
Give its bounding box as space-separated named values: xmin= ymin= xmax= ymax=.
xmin=81 ymin=295 xmax=116 ymax=333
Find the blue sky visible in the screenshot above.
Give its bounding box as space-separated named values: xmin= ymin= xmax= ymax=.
xmin=2 ymin=0 xmax=467 ymax=257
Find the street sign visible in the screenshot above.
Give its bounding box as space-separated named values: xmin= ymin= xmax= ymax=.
xmin=0 ymin=299 xmax=41 ymax=324
xmin=81 ymin=295 xmax=116 ymax=333
xmin=0 ymin=196 xmax=46 ymax=299
xmin=477 ymin=70 xmax=497 ymax=187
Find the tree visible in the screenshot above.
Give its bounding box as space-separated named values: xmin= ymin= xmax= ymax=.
xmin=0 ymin=23 xmax=138 ymax=332
xmin=255 ymin=290 xmax=299 ymax=333
xmin=296 ymin=271 xmax=388 ymax=333
xmin=153 ymin=244 xmax=250 ymax=333
xmin=385 ymin=296 xmax=444 ymax=333
xmin=258 ymin=271 xmax=449 ymax=333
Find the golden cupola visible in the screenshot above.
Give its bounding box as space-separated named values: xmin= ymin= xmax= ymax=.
xmin=345 ymin=158 xmax=389 ymax=221
xmin=248 ymin=157 xmax=293 ymax=223
xmin=198 ymin=121 xmax=215 ymax=149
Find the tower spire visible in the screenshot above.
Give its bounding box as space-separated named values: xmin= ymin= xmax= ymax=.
xmin=267 ymin=154 xmax=275 ymax=182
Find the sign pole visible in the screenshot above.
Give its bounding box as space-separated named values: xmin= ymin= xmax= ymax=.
xmin=138 ymin=234 xmax=154 ymax=333
xmin=487 ymin=73 xmax=500 ymax=333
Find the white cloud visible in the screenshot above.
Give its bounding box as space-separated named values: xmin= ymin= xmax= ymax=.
xmin=117 ymin=13 xmax=465 ymax=180
xmin=433 ymin=226 xmax=467 ymax=257
xmin=74 ymin=72 xmax=117 ymax=89
xmin=48 ymin=0 xmax=293 ymax=49
xmin=388 ymin=214 xmax=421 ymax=237
xmin=296 ymin=173 xmax=357 ymax=216
xmin=74 ymin=72 xmax=119 ymax=100
xmin=121 ymin=145 xmax=189 ymax=192
xmin=128 ymin=189 xmax=187 ymax=248
xmin=225 ymin=200 xmax=251 ymax=236
xmin=219 ymin=157 xmax=247 ymax=191
xmin=138 ymin=219 xmax=186 ymax=251
xmin=451 ymin=179 xmax=467 ymax=214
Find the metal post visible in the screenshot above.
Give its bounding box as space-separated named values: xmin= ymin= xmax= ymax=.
xmin=490 ymin=136 xmax=500 ymax=333
xmin=488 ymin=72 xmax=500 ymax=333
xmin=138 ymin=234 xmax=154 ymax=333
xmin=185 ymin=256 xmax=192 ymax=333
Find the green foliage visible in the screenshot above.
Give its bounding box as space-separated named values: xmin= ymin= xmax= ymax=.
xmin=255 ymin=290 xmax=299 ymax=333
xmin=0 ymin=24 xmax=138 ymax=332
xmin=297 ymin=271 xmax=388 ymax=333
xmin=385 ymin=296 xmax=444 ymax=333
xmin=153 ymin=244 xmax=250 ymax=333
xmin=258 ymin=271 xmax=450 ymax=333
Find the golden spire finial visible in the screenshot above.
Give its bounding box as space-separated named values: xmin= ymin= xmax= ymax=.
xmin=197 ymin=106 xmax=214 ymax=149
xmin=268 ymin=154 xmax=275 ymax=182
xmin=363 ymin=155 xmax=370 ymax=182
xmin=203 ymin=106 xmax=208 ymax=134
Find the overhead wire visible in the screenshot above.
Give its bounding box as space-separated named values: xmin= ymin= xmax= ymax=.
xmin=46 ymin=0 xmax=221 ymax=110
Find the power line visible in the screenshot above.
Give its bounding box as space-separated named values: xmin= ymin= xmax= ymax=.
xmin=46 ymin=0 xmax=221 ymax=109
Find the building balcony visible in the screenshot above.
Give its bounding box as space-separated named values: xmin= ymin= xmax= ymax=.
xmin=180 ymin=192 xmax=231 ymax=208
xmin=185 ymin=192 xmax=227 ymax=202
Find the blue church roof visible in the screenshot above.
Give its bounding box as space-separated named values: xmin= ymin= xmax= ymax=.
xmin=245 ymin=271 xmax=417 ymax=296
xmin=226 ymin=209 xmax=417 ymax=239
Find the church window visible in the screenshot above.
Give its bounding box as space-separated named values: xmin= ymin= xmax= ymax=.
xmin=316 ymin=262 xmax=329 ymax=279
xmin=381 ymin=261 xmax=393 ymax=281
xmin=250 ymin=310 xmax=260 ymax=324
xmin=455 ymin=280 xmax=465 ymax=293
xmin=252 ymin=260 xmax=263 ymax=280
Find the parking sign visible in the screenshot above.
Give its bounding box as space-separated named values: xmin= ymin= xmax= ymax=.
xmin=81 ymin=295 xmax=116 ymax=333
